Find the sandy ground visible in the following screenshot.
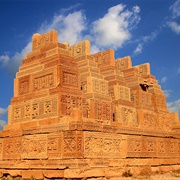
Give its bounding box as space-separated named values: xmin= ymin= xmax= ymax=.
xmin=108 ymin=172 xmax=180 ymax=180
xmin=87 ymin=172 xmax=180 ymax=180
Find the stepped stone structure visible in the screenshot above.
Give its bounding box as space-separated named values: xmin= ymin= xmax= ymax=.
xmin=0 ymin=30 xmax=180 ymax=179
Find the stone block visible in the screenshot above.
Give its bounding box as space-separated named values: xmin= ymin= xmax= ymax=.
xmin=22 ymin=170 xmax=43 ymax=179
xmin=116 ymin=105 xmax=137 ymax=126
xmin=1 ymin=29 xmax=180 ymax=179
xmin=64 ymin=167 xmax=105 ymax=178
xmin=3 ymin=136 xmax=22 ymax=160
xmin=115 ymin=56 xmax=132 ymax=70
xmin=43 ymin=170 xmax=64 ymax=178
xmin=47 ymin=132 xmax=62 ymax=159
xmin=62 ymin=131 xmax=84 ymax=158
xmin=114 ymin=85 xmax=131 ymax=101
xmin=22 ymin=134 xmax=47 ymax=159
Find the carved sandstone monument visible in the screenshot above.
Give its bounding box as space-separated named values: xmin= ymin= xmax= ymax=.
xmin=0 ymin=30 xmax=180 ymax=179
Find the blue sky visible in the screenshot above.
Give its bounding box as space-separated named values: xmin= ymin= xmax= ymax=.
xmin=0 ymin=0 xmax=180 ymax=129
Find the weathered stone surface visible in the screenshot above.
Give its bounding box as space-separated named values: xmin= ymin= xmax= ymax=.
xmin=0 ymin=30 xmax=180 ymax=179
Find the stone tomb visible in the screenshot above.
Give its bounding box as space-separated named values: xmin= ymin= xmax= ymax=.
xmin=0 ymin=30 xmax=180 ymax=179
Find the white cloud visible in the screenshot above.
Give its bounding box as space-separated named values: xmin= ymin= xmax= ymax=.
xmin=161 ymin=76 xmax=167 ymax=83
xmin=167 ymin=99 xmax=180 ymax=116
xmin=39 ymin=10 xmax=87 ymax=45
xmin=0 ymin=120 xmax=6 ymax=130
xmin=0 ymin=10 xmax=86 ymax=75
xmin=164 ymin=89 xmax=172 ymax=98
xmin=168 ymin=0 xmax=180 ymax=34
xmin=0 ymin=55 xmax=10 ymax=67
xmin=91 ymin=4 xmax=141 ymax=50
xmin=169 ymin=0 xmax=180 ymax=18
xmin=0 ymin=4 xmax=141 ymax=74
xmin=167 ymin=21 xmax=180 ymax=34
xmin=0 ymin=107 xmax=7 ymax=116
xmin=133 ymin=30 xmax=158 ymax=55
xmin=134 ymin=43 xmax=143 ymax=54
xmin=177 ymin=68 xmax=180 ymax=74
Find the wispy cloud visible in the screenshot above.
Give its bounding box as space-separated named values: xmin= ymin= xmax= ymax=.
xmin=161 ymin=76 xmax=167 ymax=83
xmin=0 ymin=120 xmax=6 ymax=130
xmin=0 ymin=55 xmax=10 ymax=67
xmin=133 ymin=29 xmax=159 ymax=55
xmin=0 ymin=107 xmax=7 ymax=116
xmin=167 ymin=99 xmax=180 ymax=116
xmin=167 ymin=0 xmax=180 ymax=34
xmin=178 ymin=68 xmax=180 ymax=74
xmin=164 ymin=89 xmax=172 ymax=98
xmin=38 ymin=10 xmax=87 ymax=45
xmin=134 ymin=43 xmax=143 ymax=54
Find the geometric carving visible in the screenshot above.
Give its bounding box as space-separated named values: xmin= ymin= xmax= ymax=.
xmin=19 ymin=75 xmax=29 ymax=95
xmin=11 ymin=96 xmax=58 ymax=123
xmin=116 ymin=105 xmax=137 ymax=126
xmin=87 ymin=77 xmax=109 ymax=95
xmin=137 ymin=110 xmax=157 ymax=129
xmin=3 ymin=137 xmax=22 ymax=159
xmin=84 ymin=132 xmax=123 ymax=158
xmin=33 ymin=73 xmax=54 ymax=91
xmin=62 ymin=131 xmax=83 ymax=158
xmin=22 ymin=135 xmax=47 ymax=159
xmin=62 ymin=71 xmax=78 ymax=87
xmin=68 ymin=40 xmax=90 ymax=57
xmin=131 ymin=90 xmax=153 ymax=110
xmin=32 ymin=30 xmax=58 ymax=51
xmin=1 ymin=30 xmax=180 ymax=178
xmin=134 ymin=63 xmax=150 ymax=76
xmin=32 ymin=103 xmax=39 ymax=119
xmin=127 ymin=136 xmax=157 ymax=157
xmin=47 ymin=133 xmax=62 ymax=159
xmin=61 ymin=95 xmax=82 ymax=116
xmin=152 ymin=94 xmax=167 ymax=111
xmin=92 ymin=49 xmax=115 ymax=67
xmin=92 ymin=100 xmax=111 ymax=121
xmin=115 ymin=56 xmax=132 ymax=70
xmin=114 ymin=85 xmax=131 ymax=101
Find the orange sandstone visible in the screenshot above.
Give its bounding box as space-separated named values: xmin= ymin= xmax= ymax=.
xmin=0 ymin=30 xmax=180 ymax=179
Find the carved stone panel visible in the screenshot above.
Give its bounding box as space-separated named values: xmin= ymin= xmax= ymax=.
xmin=84 ymin=132 xmax=124 ymax=158
xmin=114 ymin=85 xmax=131 ymax=101
xmin=62 ymin=131 xmax=83 ymax=158
xmin=137 ymin=110 xmax=157 ymax=129
xmin=132 ymin=90 xmax=153 ymax=110
xmin=116 ymin=105 xmax=137 ymax=126
xmin=92 ymin=49 xmax=115 ymax=67
xmin=32 ymin=30 xmax=58 ymax=50
xmin=91 ymin=100 xmax=111 ymax=121
xmin=47 ymin=133 xmax=62 ymax=159
xmin=87 ymin=77 xmax=109 ymax=95
xmin=62 ymin=70 xmax=78 ymax=87
xmin=22 ymin=134 xmax=47 ymax=159
xmin=33 ymin=69 xmax=55 ymax=91
xmin=61 ymin=94 xmax=82 ymax=116
xmin=157 ymin=138 xmax=171 ymax=157
xmin=127 ymin=136 xmax=157 ymax=158
xmin=11 ymin=95 xmax=58 ymax=123
xmin=3 ymin=137 xmax=22 ymax=159
xmin=19 ymin=75 xmax=30 ymax=95
xmin=134 ymin=63 xmax=150 ymax=76
xmin=68 ymin=40 xmax=90 ymax=57
xmin=115 ymin=56 xmax=132 ymax=70
xmin=152 ymin=94 xmax=167 ymax=111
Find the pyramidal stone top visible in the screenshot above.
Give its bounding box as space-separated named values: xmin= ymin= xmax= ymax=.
xmin=0 ymin=30 xmax=180 ymax=179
